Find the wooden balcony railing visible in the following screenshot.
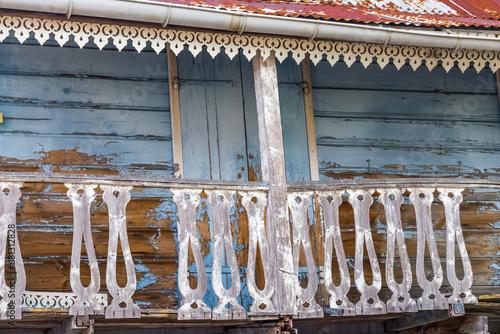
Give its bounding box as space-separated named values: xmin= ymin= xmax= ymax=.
xmin=0 ymin=173 xmax=495 ymax=321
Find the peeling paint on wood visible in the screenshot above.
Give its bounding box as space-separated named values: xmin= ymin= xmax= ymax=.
xmin=378 ymin=188 xmax=417 ymax=313
xmin=172 ymin=188 xmax=211 ymax=320
xmin=66 ymin=184 xmax=103 ymax=316
xmin=240 ymin=191 xmax=275 ymax=314
xmin=317 ymin=191 xmax=355 ymax=316
xmin=207 ymin=190 xmax=246 ymax=320
xmin=347 ymin=189 xmax=386 ymax=315
xmin=438 ymin=188 xmax=477 ymax=305
xmin=288 ymin=192 xmax=323 ymax=318
xmin=408 ymin=188 xmax=448 ymax=310
xmin=102 ymin=186 xmax=141 ymax=319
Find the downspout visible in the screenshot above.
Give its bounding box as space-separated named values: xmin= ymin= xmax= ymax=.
xmin=1 ymin=0 xmax=500 ymax=51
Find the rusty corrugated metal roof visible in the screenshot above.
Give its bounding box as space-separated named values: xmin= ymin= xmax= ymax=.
xmin=149 ymin=0 xmax=500 ymax=28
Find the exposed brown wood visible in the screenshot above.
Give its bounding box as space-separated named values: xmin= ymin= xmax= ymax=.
xmin=301 ymin=57 xmax=319 ymax=181
xmin=253 ymin=51 xmax=295 ymax=315
xmin=167 ymin=46 xmax=184 ymax=179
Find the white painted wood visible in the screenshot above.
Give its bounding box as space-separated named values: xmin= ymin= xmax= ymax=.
xmin=288 ymin=192 xmax=323 ymax=318
xmin=301 ymin=57 xmax=319 ymax=181
xmin=346 ymin=189 xmax=386 ymax=315
xmin=437 ymin=188 xmax=477 ymax=305
xmin=317 ymin=191 xmax=355 ymax=316
xmin=240 ymin=191 xmax=276 ymax=314
xmin=206 ymin=190 xmax=246 ymax=320
xmin=378 ymin=188 xmax=417 ymax=313
xmin=66 ymin=184 xmax=103 ymax=316
xmin=408 ymin=188 xmax=448 ymax=310
xmin=101 ymin=186 xmax=141 ymax=319
xmin=172 ymin=189 xmax=211 ymax=320
xmin=168 ymin=45 xmax=184 ymax=179
xmin=253 ymin=51 xmax=295 ymax=315
xmin=0 ymin=183 xmax=25 ymax=320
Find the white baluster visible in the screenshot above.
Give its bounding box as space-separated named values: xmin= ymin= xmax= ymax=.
xmin=408 ymin=188 xmax=447 ymax=310
xmin=378 ymin=188 xmax=417 ymax=313
xmin=288 ymin=192 xmax=323 ymax=318
xmin=437 ymin=188 xmax=477 ymax=305
xmin=317 ymin=191 xmax=355 ymax=316
xmin=240 ymin=191 xmax=275 ymax=314
xmin=66 ymin=184 xmax=103 ymax=315
xmin=102 ymin=186 xmax=140 ymax=318
xmin=347 ymin=189 xmax=386 ymax=315
xmin=172 ymin=189 xmax=211 ymax=320
xmin=207 ymin=190 xmax=245 ymax=320
xmin=0 ymin=183 xmax=25 ymax=320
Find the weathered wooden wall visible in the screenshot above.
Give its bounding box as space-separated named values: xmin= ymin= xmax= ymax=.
xmin=310 ymin=60 xmax=500 ymax=179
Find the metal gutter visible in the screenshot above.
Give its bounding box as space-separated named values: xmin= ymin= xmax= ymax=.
xmin=1 ymin=0 xmax=500 ymax=51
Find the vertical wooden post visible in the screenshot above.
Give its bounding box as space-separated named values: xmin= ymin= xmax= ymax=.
xmin=253 ymin=51 xmax=295 ymax=315
xmin=168 ymin=45 xmax=184 ymax=178
xmin=301 ymin=56 xmax=319 ymax=181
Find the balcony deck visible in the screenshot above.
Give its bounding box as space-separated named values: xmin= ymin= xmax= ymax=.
xmin=0 ymin=172 xmax=499 ymax=332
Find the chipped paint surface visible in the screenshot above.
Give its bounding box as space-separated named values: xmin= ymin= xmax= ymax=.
xmin=149 ymin=0 xmax=500 ymax=27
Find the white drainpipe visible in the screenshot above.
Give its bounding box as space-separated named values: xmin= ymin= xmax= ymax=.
xmin=1 ymin=0 xmax=499 ymax=51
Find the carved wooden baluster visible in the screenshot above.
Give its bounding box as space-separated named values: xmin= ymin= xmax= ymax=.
xmin=65 ymin=184 xmax=102 ymax=316
xmin=347 ymin=189 xmax=386 ymax=315
xmin=240 ymin=191 xmax=275 ymax=314
xmin=172 ymin=189 xmax=211 ymax=320
xmin=317 ymin=191 xmax=355 ymax=316
xmin=437 ymin=188 xmax=477 ymax=305
xmin=101 ymin=186 xmax=141 ymax=318
xmin=408 ymin=188 xmax=448 ymax=310
xmin=378 ymin=188 xmax=417 ymax=313
xmin=288 ymin=192 xmax=323 ymax=318
xmin=206 ymin=190 xmax=245 ymax=320
xmin=0 ymin=183 xmax=25 ymax=320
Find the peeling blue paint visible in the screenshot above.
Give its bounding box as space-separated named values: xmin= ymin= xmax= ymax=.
xmin=135 ymin=301 xmax=151 ymax=306
xmin=489 ymin=222 xmax=500 ymax=229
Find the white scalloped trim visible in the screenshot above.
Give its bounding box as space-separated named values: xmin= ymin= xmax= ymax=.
xmin=1 ymin=15 xmax=499 ymax=72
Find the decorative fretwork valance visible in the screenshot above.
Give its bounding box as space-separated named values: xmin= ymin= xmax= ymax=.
xmin=1 ymin=15 xmax=500 ymax=72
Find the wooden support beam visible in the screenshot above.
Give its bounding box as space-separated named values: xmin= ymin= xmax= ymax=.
xmin=45 ymin=315 xmax=94 ymax=334
xmin=385 ymin=310 xmax=451 ymax=332
xmin=387 ymin=314 xmax=489 ymax=334
xmin=252 ymin=51 xmax=295 ymax=315
xmin=301 ymin=56 xmax=319 ymax=181
xmin=168 ymin=45 xmax=184 ymax=179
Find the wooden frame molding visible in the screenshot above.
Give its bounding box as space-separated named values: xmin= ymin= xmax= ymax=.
xmin=168 ymin=46 xmax=184 ymax=178
xmin=301 ymin=56 xmax=319 ymax=181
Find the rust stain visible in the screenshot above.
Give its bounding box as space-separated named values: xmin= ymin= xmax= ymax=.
xmin=147 ymin=0 xmax=500 ymax=28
